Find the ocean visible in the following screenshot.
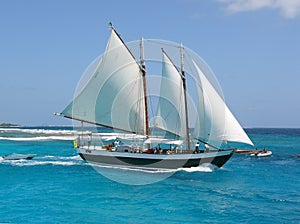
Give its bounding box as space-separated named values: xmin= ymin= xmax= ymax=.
xmin=0 ymin=127 xmax=299 ymax=223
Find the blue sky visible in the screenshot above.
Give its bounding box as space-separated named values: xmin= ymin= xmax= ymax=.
xmin=0 ymin=0 xmax=299 ymax=127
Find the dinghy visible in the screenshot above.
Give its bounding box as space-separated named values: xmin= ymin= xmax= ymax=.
xmin=250 ymin=150 xmax=272 ymax=157
xmin=2 ymin=154 xmax=36 ymax=160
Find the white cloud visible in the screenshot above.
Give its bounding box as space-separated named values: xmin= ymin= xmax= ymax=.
xmin=217 ymin=0 xmax=300 ymax=18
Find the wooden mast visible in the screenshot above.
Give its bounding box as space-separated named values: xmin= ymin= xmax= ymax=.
xmin=140 ymin=37 xmax=150 ymax=138
xmin=180 ymin=44 xmax=191 ymax=151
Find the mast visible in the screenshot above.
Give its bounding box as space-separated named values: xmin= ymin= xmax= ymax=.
xmin=140 ymin=37 xmax=150 ymax=137
xmin=180 ymin=44 xmax=191 ymax=150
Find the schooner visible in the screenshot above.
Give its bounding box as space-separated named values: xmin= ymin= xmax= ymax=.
xmin=56 ymin=25 xmax=254 ymax=170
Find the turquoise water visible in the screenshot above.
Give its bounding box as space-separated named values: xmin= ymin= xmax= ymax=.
xmin=0 ymin=127 xmax=299 ymax=223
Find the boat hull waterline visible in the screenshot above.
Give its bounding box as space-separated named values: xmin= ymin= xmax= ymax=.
xmin=78 ymin=148 xmax=233 ymax=170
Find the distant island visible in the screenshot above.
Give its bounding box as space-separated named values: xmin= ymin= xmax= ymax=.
xmin=0 ymin=123 xmax=19 ymax=127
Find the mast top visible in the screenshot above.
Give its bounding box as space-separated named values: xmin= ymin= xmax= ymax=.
xmin=108 ymin=21 xmax=113 ymax=30
xmin=140 ymin=37 xmax=145 ymax=67
xmin=180 ymin=43 xmax=184 ymax=73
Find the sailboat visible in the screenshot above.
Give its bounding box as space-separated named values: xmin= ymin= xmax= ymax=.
xmin=56 ymin=25 xmax=254 ymax=170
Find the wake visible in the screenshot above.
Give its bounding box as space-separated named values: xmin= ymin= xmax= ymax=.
xmin=177 ymin=163 xmax=216 ymax=172
xmin=0 ymin=155 xmax=84 ymax=167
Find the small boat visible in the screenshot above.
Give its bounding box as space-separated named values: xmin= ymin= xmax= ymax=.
xmin=250 ymin=150 xmax=272 ymax=157
xmin=2 ymin=154 xmax=36 ymax=160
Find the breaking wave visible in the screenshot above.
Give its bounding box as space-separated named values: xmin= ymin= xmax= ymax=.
xmin=0 ymin=136 xmax=75 ymax=141
xmin=89 ymin=163 xmax=176 ymax=174
xmin=88 ymin=162 xmax=217 ymax=185
xmin=0 ymin=155 xmax=83 ymax=167
xmin=0 ymin=127 xmax=142 ymax=142
xmin=0 ymin=127 xmax=84 ymax=141
xmin=88 ymin=162 xmax=216 ymax=174
xmin=0 ymin=127 xmax=82 ymax=135
xmin=177 ymin=163 xmax=216 ymax=172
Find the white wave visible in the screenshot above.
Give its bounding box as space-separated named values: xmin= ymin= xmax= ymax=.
xmin=0 ymin=128 xmax=148 ymax=143
xmin=89 ymin=162 xmax=175 ymax=174
xmin=0 ymin=127 xmax=90 ymax=136
xmin=36 ymin=155 xmax=81 ymax=161
xmin=53 ymin=155 xmax=82 ymax=161
xmin=9 ymin=160 xmax=80 ymax=166
xmin=42 ymin=155 xmax=55 ymax=159
xmin=0 ymin=136 xmax=75 ymax=141
xmin=177 ymin=163 xmax=216 ymax=172
xmin=79 ymin=160 xmax=216 ymax=173
xmin=1 ymin=155 xmax=83 ymax=167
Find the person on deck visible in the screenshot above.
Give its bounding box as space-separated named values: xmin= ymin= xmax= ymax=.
xmin=114 ymin=139 xmax=119 ymax=151
xmin=194 ymin=142 xmax=200 ymax=153
xmin=205 ymin=144 xmax=209 ymax=152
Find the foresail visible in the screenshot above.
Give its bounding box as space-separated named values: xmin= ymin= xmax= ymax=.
xmin=192 ymin=61 xmax=254 ymax=146
xmin=61 ymin=29 xmax=146 ymax=135
xmin=154 ymin=51 xmax=186 ymax=138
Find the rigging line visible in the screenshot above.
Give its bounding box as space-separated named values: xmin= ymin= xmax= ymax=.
xmin=68 ymin=54 xmax=105 ymax=108
xmin=59 ymin=114 xmax=143 ymax=135
xmin=146 ymin=39 xmax=184 ymax=49
xmin=177 ymin=82 xmax=184 ymax=134
xmin=185 ymin=50 xmax=225 ymax=100
xmin=70 ymin=28 xmax=143 ymax=115
xmin=153 ymin=126 xmax=182 ymax=140
xmin=193 ymin=137 xmax=221 ymax=151
xmin=140 ymin=37 xmax=150 ymax=138
xmin=159 ymin=87 xmax=184 ymax=136
xmin=110 ymin=28 xmax=139 ymax=65
xmin=131 ymin=81 xmax=143 ymax=145
xmin=180 ymin=44 xmax=191 ymax=151
xmin=161 ymin=49 xmax=184 ymax=136
xmin=130 ymin=76 xmax=143 ymax=134
xmin=184 ymin=55 xmax=209 ymax=139
xmin=147 ymin=88 xmax=155 ymax=126
xmin=110 ymin=26 xmax=147 ymax=83
xmin=187 ymin=62 xmax=210 ymax=139
xmin=161 ymin=48 xmax=191 ymax=148
xmin=183 ymin=52 xmax=201 ymax=84
xmin=161 ymin=49 xmax=183 ymax=84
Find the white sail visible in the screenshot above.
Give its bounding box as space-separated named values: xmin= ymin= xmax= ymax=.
xmin=193 ymin=61 xmax=254 ymax=146
xmin=154 ymin=51 xmax=186 ymax=137
xmin=193 ymin=83 xmax=206 ymax=140
xmin=61 ymin=29 xmax=146 ymax=135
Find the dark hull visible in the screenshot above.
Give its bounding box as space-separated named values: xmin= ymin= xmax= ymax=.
xmin=2 ymin=154 xmax=36 ymax=160
xmin=78 ymin=149 xmax=233 ymax=170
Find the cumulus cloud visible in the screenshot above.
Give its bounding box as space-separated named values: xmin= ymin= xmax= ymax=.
xmin=217 ymin=0 xmax=300 ymax=18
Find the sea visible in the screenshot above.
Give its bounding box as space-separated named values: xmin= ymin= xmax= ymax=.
xmin=0 ymin=127 xmax=299 ymax=223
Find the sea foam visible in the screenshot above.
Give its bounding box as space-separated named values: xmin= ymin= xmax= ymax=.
xmin=0 ymin=155 xmax=83 ymax=167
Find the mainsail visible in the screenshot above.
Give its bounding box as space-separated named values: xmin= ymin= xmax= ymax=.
xmin=61 ymin=29 xmax=146 ymax=135
xmin=192 ymin=60 xmax=254 ymax=146
xmin=154 ymin=50 xmax=187 ymax=138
